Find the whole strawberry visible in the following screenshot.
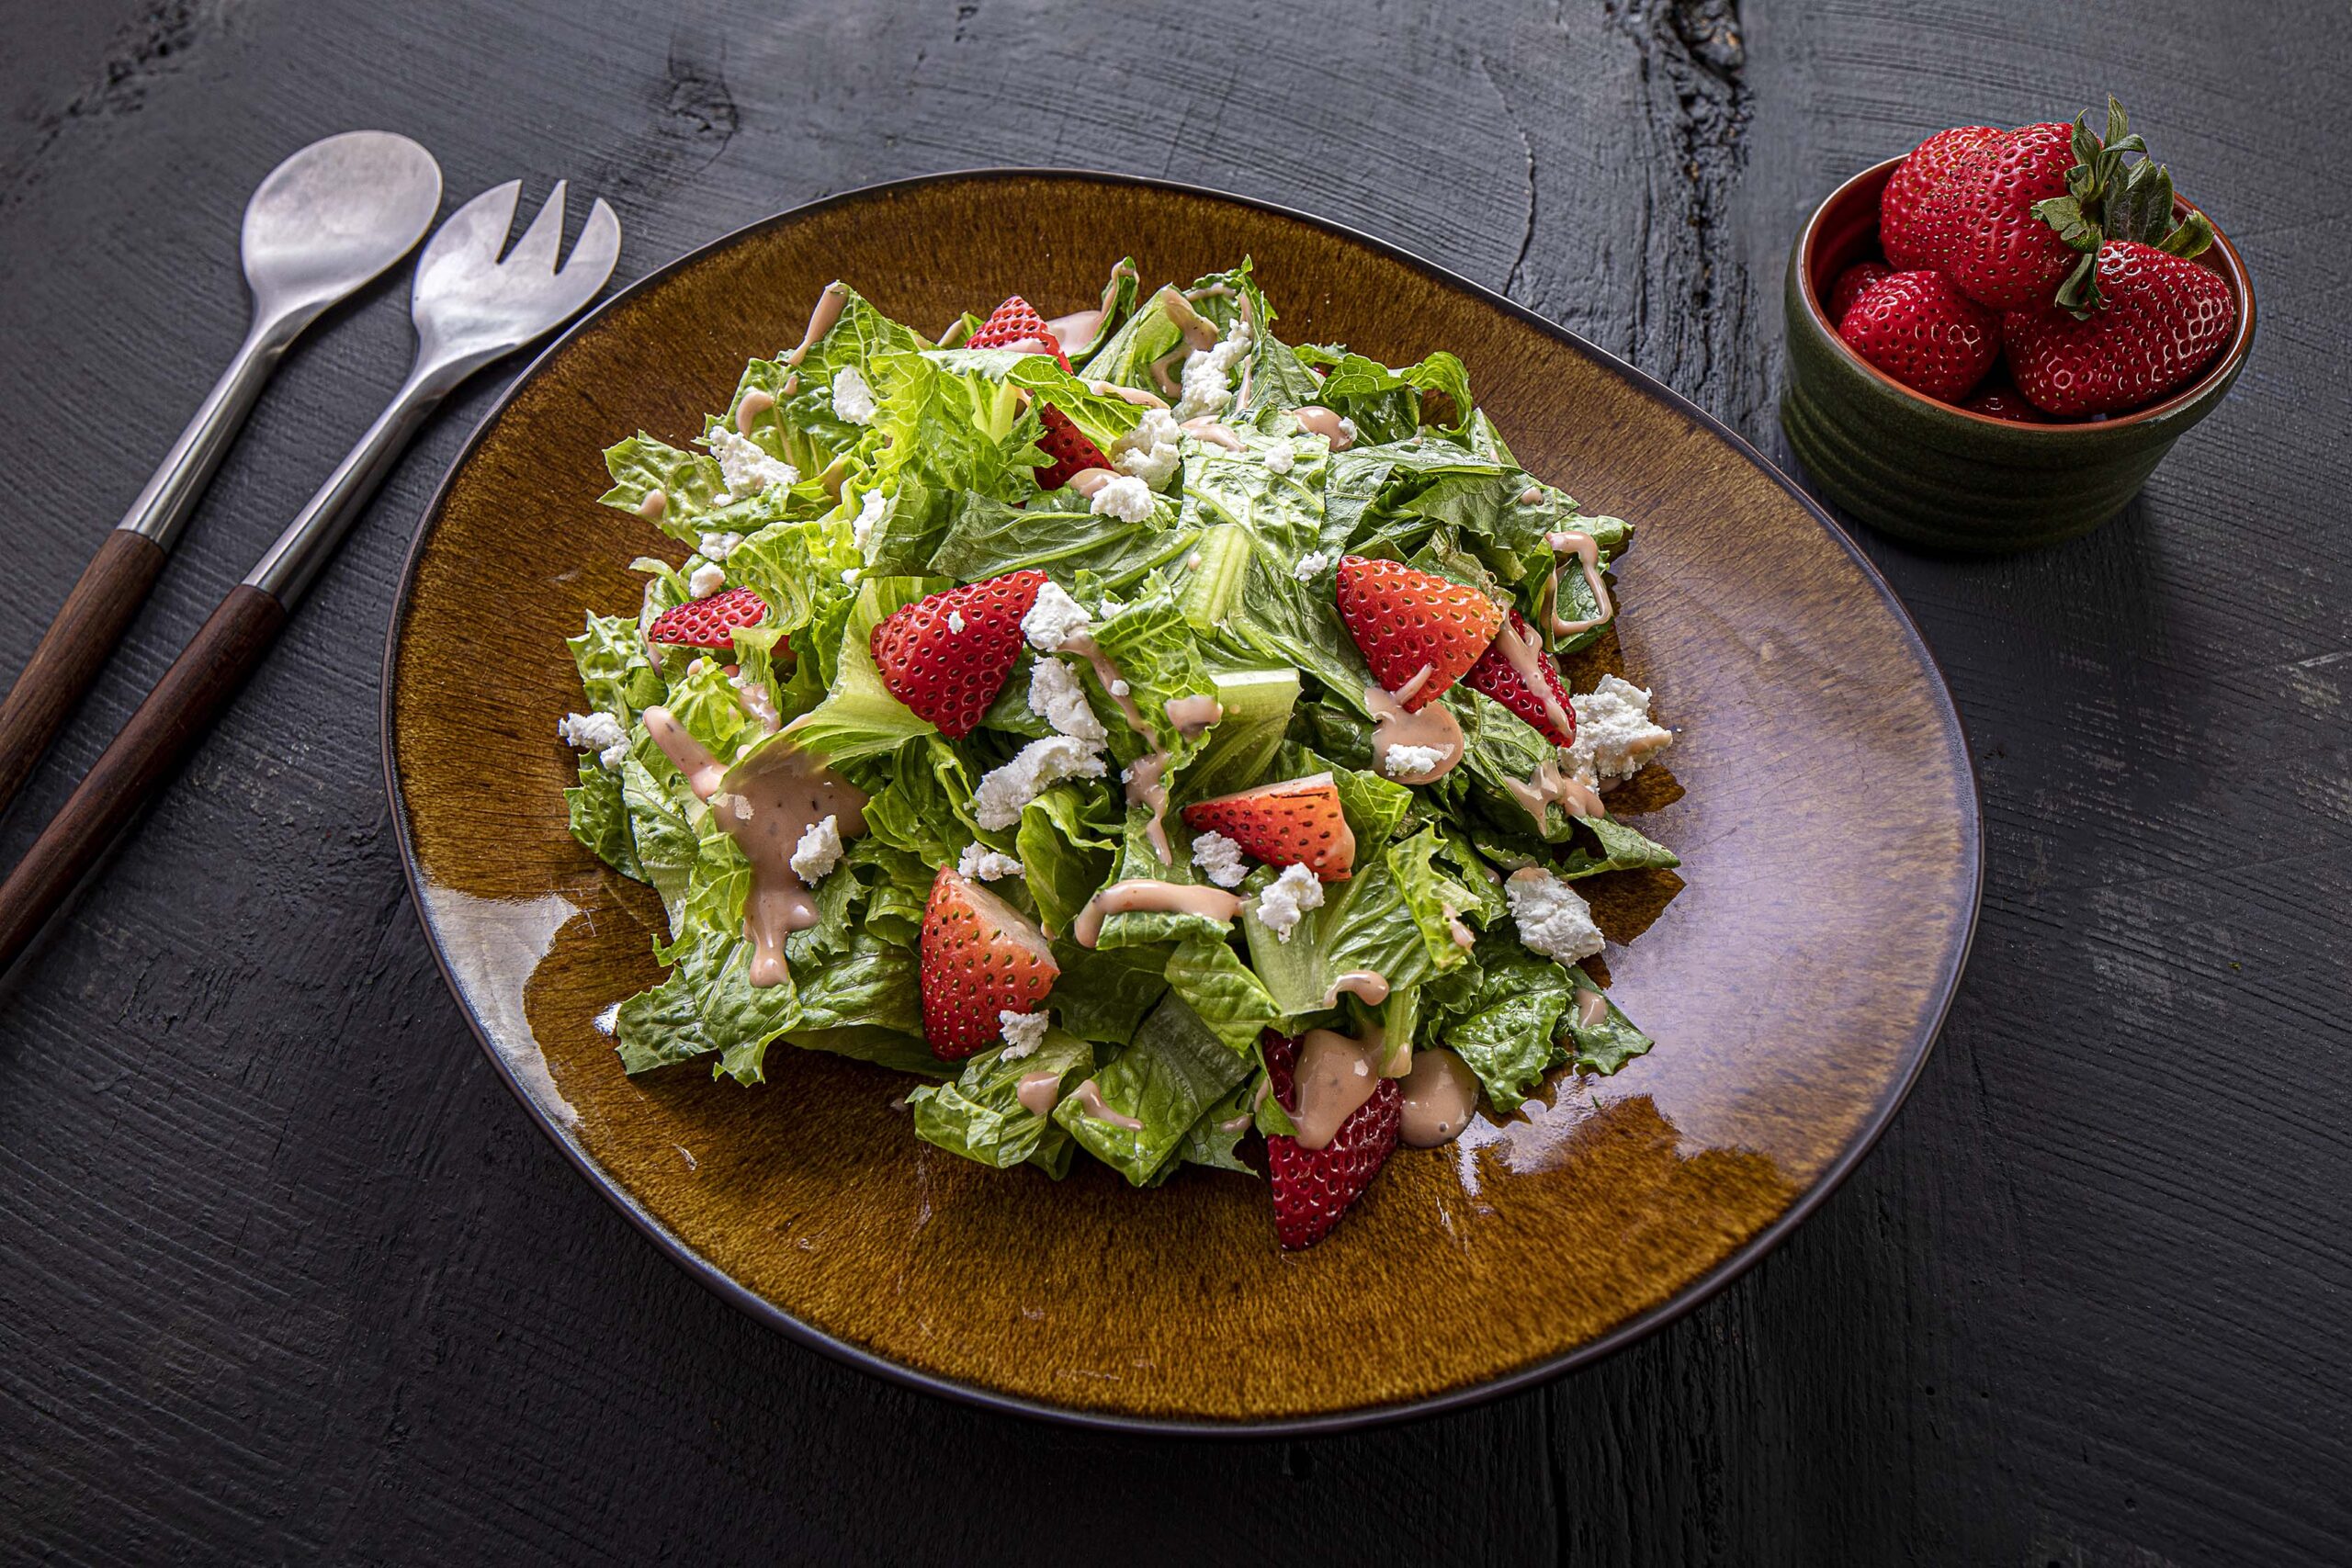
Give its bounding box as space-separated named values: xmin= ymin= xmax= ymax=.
xmin=2003 ymin=241 xmax=2235 ymax=414
xmin=1925 ymin=120 xmax=2084 ymax=310
xmin=1961 ymin=384 xmax=2047 ymax=423
xmin=1827 ymin=261 xmax=1894 ymax=322
xmin=1879 ymin=125 xmax=2000 ymax=269
xmin=1838 ymin=271 xmax=1998 ymax=401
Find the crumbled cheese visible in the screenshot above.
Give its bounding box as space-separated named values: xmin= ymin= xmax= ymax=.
xmin=852 ymin=487 xmax=887 ymax=558
xmin=1173 ymin=321 xmax=1252 ymax=420
xmin=559 ymin=710 xmax=626 ymax=754
xmin=1566 ymin=674 xmax=1673 ymax=784
xmin=948 ymin=610 xmax=967 ymax=635
xmin=705 ymin=427 xmax=797 ymax=496
xmin=1382 ymin=742 xmax=1446 ymax=780
xmin=1108 ymin=679 xmax=1130 ymax=698
xmin=1505 ymin=867 xmax=1606 ymax=964
xmin=687 ymin=560 xmax=727 ymax=598
xmin=830 ymin=364 xmax=877 ymax=424
xmin=1090 ymin=474 xmax=1155 ymax=524
xmin=697 ymin=530 xmax=743 ymax=561
xmin=972 ymin=735 xmax=1109 ymax=829
xmin=1255 ymin=863 xmax=1326 ymax=942
xmin=958 ymin=842 xmax=1025 ymax=881
xmin=713 ymin=491 xmax=734 ymax=507
xmin=1294 ymin=549 xmax=1330 ymax=582
xmin=1028 ymin=656 xmax=1107 ymax=742
xmin=1191 ymin=830 xmax=1250 ymax=889
xmin=789 ymin=814 xmax=844 ymax=882
xmin=1020 ymin=580 xmax=1092 ymax=651
xmin=1338 ymin=414 xmax=1359 ymax=445
xmin=1113 ymin=407 xmax=1183 ymax=488
xmin=1262 ymin=441 xmax=1295 ymax=475
xmin=591 ymin=1002 xmax=621 ymax=1036
xmin=999 ymin=1010 xmax=1050 ymax=1059
xmin=841 ymin=568 xmax=861 ymax=585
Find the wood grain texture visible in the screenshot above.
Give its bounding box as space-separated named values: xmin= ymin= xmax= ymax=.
xmin=0 ymin=528 xmax=165 ymax=816
xmin=1 ymin=0 xmax=2346 ymax=1562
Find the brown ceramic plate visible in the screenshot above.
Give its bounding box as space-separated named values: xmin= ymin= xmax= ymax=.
xmin=383 ymin=172 xmax=1980 ymax=1434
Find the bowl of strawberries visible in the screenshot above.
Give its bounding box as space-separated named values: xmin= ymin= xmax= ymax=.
xmin=1781 ymin=98 xmax=2255 ymax=551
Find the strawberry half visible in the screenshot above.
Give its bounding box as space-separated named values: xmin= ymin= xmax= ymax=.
xmin=870 ymin=570 xmax=1046 ymax=739
xmin=1035 ymin=404 xmax=1111 ymax=491
xmin=1837 ymin=270 xmax=1998 ymax=402
xmin=920 ymin=867 xmax=1059 ymax=1060
xmin=1180 ymin=773 xmax=1357 ymax=881
xmin=1463 ymin=608 xmax=1577 ymax=747
xmin=2002 ymin=241 xmax=2235 ymax=416
xmin=1262 ymin=1031 xmax=1401 ymax=1250
xmin=1878 ymin=125 xmax=2000 ymax=270
xmin=968 ymin=296 xmax=1069 ymax=370
xmin=1826 ymin=260 xmax=1894 ymax=321
xmin=1333 ymin=557 xmax=1504 ymax=712
xmin=647 ymin=585 xmax=769 ymax=650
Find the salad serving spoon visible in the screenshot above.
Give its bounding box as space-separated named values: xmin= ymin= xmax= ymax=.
xmin=0 ymin=130 xmax=443 ymax=818
xmin=0 ymin=179 xmax=622 ymax=975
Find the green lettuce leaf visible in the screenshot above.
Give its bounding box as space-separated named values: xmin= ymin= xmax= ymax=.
xmin=909 ymin=1029 xmax=1094 ymax=1174
xmin=1052 ymin=992 xmax=1252 ymax=1186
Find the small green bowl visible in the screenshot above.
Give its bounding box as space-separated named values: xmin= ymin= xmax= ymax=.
xmin=1780 ymin=156 xmax=2256 ymax=552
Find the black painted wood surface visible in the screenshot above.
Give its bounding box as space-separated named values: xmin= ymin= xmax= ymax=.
xmin=2 ymin=2 xmax=2344 ymax=1562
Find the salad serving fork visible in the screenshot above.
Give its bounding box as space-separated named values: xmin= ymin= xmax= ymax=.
xmin=0 ymin=179 xmax=622 ymax=973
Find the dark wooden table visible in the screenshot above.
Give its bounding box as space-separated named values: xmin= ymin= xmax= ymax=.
xmin=4 ymin=2 xmax=2345 ymax=1562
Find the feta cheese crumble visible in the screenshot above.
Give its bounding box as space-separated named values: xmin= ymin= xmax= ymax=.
xmin=947 ymin=610 xmax=967 ymax=635
xmin=697 ymin=530 xmax=743 ymax=561
xmin=957 ymin=842 xmax=1025 ymax=882
xmin=1108 ymin=679 xmax=1130 ymax=698
xmin=1089 ymin=473 xmax=1155 ymax=524
xmin=789 ymin=814 xmax=845 ymax=882
xmin=1190 ymin=830 xmax=1250 ymax=889
xmin=1020 ymin=580 xmax=1092 ymax=652
xmin=1174 ymin=321 xmax=1252 ymax=420
xmin=1112 ymin=407 xmax=1182 ymax=488
xmin=830 ymin=364 xmax=877 ymax=425
xmin=1294 ymin=549 xmax=1330 ymax=582
xmin=1256 ymin=862 xmax=1326 ymax=942
xmin=1262 ymin=440 xmax=1296 ymax=475
xmin=1565 ymin=674 xmax=1673 ymax=785
xmin=558 ymin=709 xmax=627 ymax=764
xmin=972 ymin=735 xmax=1109 ymax=829
xmin=1382 ymin=742 xmax=1446 ymax=780
xmin=1028 ymin=655 xmax=1107 ymax=742
xmin=705 ymin=427 xmax=797 ymax=496
xmin=591 ymin=1002 xmax=621 ymax=1036
xmin=686 ymin=560 xmax=728 ymax=599
xmin=851 ymin=486 xmax=887 ymax=559
xmin=1505 ymin=867 xmax=1606 ymax=964
xmin=999 ymin=1010 xmax=1050 ymax=1059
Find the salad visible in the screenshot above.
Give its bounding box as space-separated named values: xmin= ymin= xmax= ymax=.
xmin=559 ymin=259 xmax=1679 ymax=1248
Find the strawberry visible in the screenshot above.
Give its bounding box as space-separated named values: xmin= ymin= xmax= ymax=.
xmin=968 ymin=295 xmax=1069 ymax=369
xmin=920 ymin=867 xmax=1059 ymax=1060
xmin=1961 ymin=383 xmax=2047 ymax=423
xmin=1922 ymin=121 xmax=2084 ymax=310
xmin=1878 ymin=125 xmax=2000 ymax=270
xmin=1180 ymin=773 xmax=1357 ymax=881
xmin=1463 ymin=608 xmax=1577 ymax=747
xmin=870 ymin=570 xmax=1045 ymax=739
xmin=1332 ymin=557 xmax=1504 ymax=711
xmin=1034 ymin=403 xmax=1111 ymax=491
xmin=1837 ymin=270 xmax=1998 ymax=402
xmin=1827 ymin=260 xmax=1894 ymax=321
xmin=1262 ymin=1031 xmax=1401 ymax=1250
xmin=2002 ymin=241 xmax=2235 ymax=415
xmin=647 ymin=585 xmax=768 ymax=650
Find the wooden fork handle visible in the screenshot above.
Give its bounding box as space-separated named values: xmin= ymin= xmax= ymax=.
xmin=0 ymin=584 xmax=287 ymax=973
xmin=0 ymin=530 xmax=168 ymax=818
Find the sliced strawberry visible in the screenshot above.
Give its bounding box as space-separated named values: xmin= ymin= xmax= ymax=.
xmin=647 ymin=585 xmax=768 ymax=650
xmin=1463 ymin=608 xmax=1577 ymax=747
xmin=1332 ymin=557 xmax=1504 ymax=711
xmin=1263 ymin=1031 xmax=1401 ymax=1250
xmin=1035 ymin=404 xmax=1111 ymax=491
xmin=1181 ymin=773 xmax=1357 ymax=881
xmin=920 ymin=867 xmax=1059 ymax=1060
xmin=870 ymin=570 xmax=1045 ymax=739
xmin=968 ymin=296 xmax=1070 ymax=370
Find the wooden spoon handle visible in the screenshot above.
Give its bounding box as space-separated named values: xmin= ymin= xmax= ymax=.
xmin=0 ymin=584 xmax=287 ymax=972
xmin=0 ymin=530 xmax=168 ymax=818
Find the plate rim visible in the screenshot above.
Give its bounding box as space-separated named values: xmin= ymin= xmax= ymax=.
xmin=379 ymin=166 xmax=1984 ymax=1438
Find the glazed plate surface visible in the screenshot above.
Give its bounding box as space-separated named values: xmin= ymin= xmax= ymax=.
xmin=383 ymin=172 xmax=1980 ymax=1431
